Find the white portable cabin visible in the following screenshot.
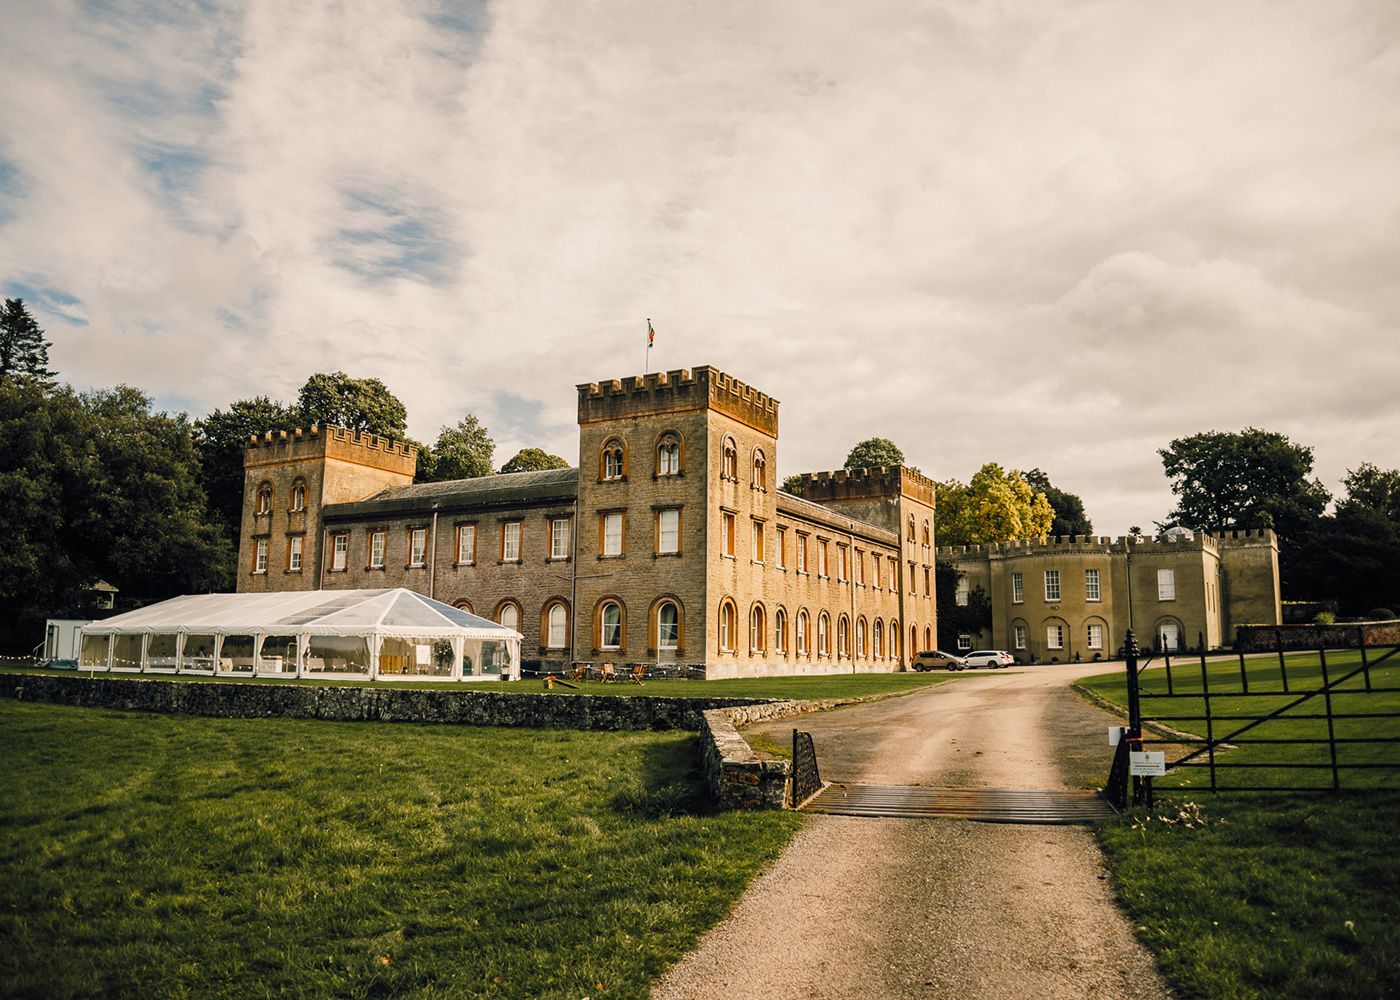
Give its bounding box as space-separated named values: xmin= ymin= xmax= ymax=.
xmin=43 ymin=619 xmax=92 ymax=666
xmin=76 ymin=589 xmax=522 ymax=681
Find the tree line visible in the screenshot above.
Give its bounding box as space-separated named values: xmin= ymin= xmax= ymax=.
xmin=0 ymin=299 xmax=566 ymax=650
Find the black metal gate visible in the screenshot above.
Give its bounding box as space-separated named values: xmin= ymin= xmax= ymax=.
xmin=790 ymin=729 xmax=822 ymax=807
xmin=1107 ymin=626 xmax=1400 ymax=807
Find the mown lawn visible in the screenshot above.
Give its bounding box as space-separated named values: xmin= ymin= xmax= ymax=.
xmin=1 ymin=663 xmax=957 ymax=702
xmin=0 ymin=701 xmax=801 ymax=999
xmin=1079 ymin=652 xmax=1400 ymax=999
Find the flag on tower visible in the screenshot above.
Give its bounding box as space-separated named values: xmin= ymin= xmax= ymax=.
xmin=647 ymin=318 xmax=655 ymax=347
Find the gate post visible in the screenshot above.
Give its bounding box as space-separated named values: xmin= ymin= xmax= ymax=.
xmin=1106 ymin=630 xmax=1145 ymax=809
xmin=1124 ymin=629 xmax=1142 ymax=731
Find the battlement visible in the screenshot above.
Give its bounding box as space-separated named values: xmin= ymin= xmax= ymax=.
xmin=244 ymin=424 xmax=418 ymax=476
xmin=794 ymin=465 xmax=936 ymax=506
xmin=577 ymin=364 xmax=780 ymax=436
xmin=935 ymin=527 xmax=1276 ymax=560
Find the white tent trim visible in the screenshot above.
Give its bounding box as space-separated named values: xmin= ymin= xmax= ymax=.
xmin=78 ymin=589 xmax=522 ymax=681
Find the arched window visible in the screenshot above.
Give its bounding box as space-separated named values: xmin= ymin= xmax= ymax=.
xmin=774 ymin=607 xmax=788 ymax=656
xmin=290 ymin=479 xmax=307 ymax=512
xmin=890 ymin=620 xmax=900 ymax=659
xmin=837 ymin=615 xmax=850 ymax=658
xmin=656 ymin=432 xmax=681 ymax=476
xmin=256 ymin=482 xmax=273 ymax=515
xmin=601 ymin=438 xmax=626 ymax=481
xmin=908 ymin=515 xmax=916 ymax=541
xmin=910 ymin=624 xmax=919 ymax=656
xmin=818 ymin=612 xmax=831 ymax=656
xmin=719 ymin=599 xmax=737 ymax=652
xmin=796 ymin=609 xmax=810 ymax=656
xmin=656 ymin=600 xmax=681 ymax=650
xmin=874 ymin=619 xmax=884 ymax=658
xmin=543 ymin=601 xmax=569 ymax=650
xmin=752 ymin=448 xmax=767 ymax=490
xmin=923 ymin=625 xmax=931 ymax=652
xmin=856 ymin=617 xmax=867 ymax=659
xmin=749 ymin=603 xmax=766 ymax=653
xmin=922 ymin=520 xmax=931 ymax=546
xmin=722 ymin=437 xmax=738 ymax=480
xmin=599 ymin=600 xmax=624 ymax=649
xmin=497 ymin=601 xmax=520 ymax=633
xmin=452 ymin=598 xmax=474 ymax=614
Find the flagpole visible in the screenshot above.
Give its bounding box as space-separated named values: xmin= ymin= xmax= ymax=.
xmin=644 ymin=318 xmax=652 ymax=374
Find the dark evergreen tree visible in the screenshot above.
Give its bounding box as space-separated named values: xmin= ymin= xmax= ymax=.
xmin=0 ymin=298 xmax=56 ymax=385
xmin=194 ymin=396 xmax=299 ymax=558
xmin=1024 ymin=469 xmax=1094 ymax=538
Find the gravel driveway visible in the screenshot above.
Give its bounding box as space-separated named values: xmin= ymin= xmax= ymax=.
xmin=653 ymin=665 xmax=1172 ymax=1000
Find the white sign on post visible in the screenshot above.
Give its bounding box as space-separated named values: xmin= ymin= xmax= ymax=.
xmin=1129 ymin=751 xmax=1167 ymax=777
xmin=1109 ymin=726 xmax=1129 ymax=747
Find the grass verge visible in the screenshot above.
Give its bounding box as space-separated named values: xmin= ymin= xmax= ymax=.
xmin=1078 ymin=653 xmax=1400 ymax=999
xmin=1 ymin=663 xmax=958 ymax=702
xmin=0 ymin=701 xmax=801 ymax=999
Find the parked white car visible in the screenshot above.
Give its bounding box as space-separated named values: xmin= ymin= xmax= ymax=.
xmin=962 ymin=649 xmax=1015 ymax=669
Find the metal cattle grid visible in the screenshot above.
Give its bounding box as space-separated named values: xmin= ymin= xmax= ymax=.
xmin=801 ymin=783 xmax=1118 ymax=824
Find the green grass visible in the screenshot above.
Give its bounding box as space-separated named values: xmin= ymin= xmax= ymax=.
xmin=0 ymin=701 xmax=801 ymax=999
xmin=1078 ymin=652 xmax=1400 ymax=999
xmin=2 ymin=663 xmax=957 ymax=702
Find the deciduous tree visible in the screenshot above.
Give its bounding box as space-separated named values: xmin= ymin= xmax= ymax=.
xmin=936 ymin=463 xmax=1054 ymax=546
xmin=194 ymin=396 xmax=298 ymax=553
xmin=423 ymin=415 xmax=494 ymax=482
xmin=296 ymin=371 xmax=407 ymax=438
xmin=1024 ymin=468 xmax=1094 ymax=537
xmin=844 ymin=437 xmax=904 ymax=470
xmin=500 ymin=448 xmax=569 ymax=473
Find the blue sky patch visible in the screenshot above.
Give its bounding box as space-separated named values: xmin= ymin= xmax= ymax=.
xmin=3 ymin=281 xmax=88 ymax=327
xmin=333 ymin=189 xmax=459 ymax=285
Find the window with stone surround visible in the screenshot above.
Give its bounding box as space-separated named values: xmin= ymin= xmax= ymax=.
xmin=550 ymin=517 xmax=571 ymax=560
xmin=1012 ymin=572 xmax=1024 ymax=603
xmin=601 ymin=438 xmax=626 ymax=481
xmin=752 ymin=519 xmax=765 ymax=562
xmin=1085 ymin=568 xmax=1101 ymax=602
xmin=256 ymin=482 xmax=272 ymax=515
xmin=331 ymin=533 xmax=348 ymax=571
xmin=749 ymin=603 xmax=766 ymax=653
xmin=752 ymin=448 xmax=767 ymax=490
xmin=657 ymin=509 xmax=680 ymax=554
xmin=602 ymin=512 xmax=624 ymax=557
xmin=656 ymin=432 xmax=681 ymax=476
xmin=1044 ymin=569 xmax=1061 ymax=601
xmin=254 ymin=538 xmax=268 ymax=574
xmin=502 ymin=521 xmax=521 ymax=562
xmin=719 ymin=599 xmax=737 ymax=652
xmin=409 ymin=528 xmax=427 ymax=567
xmin=818 ymin=611 xmax=831 ymax=656
xmin=721 ymin=437 xmax=738 ymax=480
xmin=370 ymin=530 xmax=386 ymax=568
xmin=290 ymin=479 xmax=307 ymax=512
xmin=722 ymin=512 xmax=735 ymax=558
xmin=288 ymin=535 xmax=303 ymax=572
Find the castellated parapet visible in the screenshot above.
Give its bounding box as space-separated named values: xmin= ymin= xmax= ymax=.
xmin=795 ymin=466 xmax=936 ymax=507
xmin=577 ymin=365 xmax=780 ymax=436
xmin=935 ymin=528 xmax=1276 ymax=559
xmin=243 ymin=424 xmax=418 ymax=478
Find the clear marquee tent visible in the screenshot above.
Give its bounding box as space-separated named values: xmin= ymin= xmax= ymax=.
xmin=78 ymin=589 xmax=522 ymax=681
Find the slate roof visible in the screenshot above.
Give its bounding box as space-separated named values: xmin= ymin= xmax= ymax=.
xmin=323 ymin=467 xmax=579 ymax=520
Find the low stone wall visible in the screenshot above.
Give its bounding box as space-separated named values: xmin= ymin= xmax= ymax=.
xmin=700 ymin=699 xmax=843 ymax=810
xmin=1235 ymin=620 xmax=1400 ymax=652
xmin=0 ymin=673 xmax=780 ymax=732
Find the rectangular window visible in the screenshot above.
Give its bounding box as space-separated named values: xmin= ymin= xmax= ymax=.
xmin=854 ymin=549 xmax=864 ymax=584
xmin=752 ymin=520 xmax=765 ymax=562
xmin=502 ymin=521 xmax=521 ymax=562
xmin=550 ymin=518 xmax=570 ymax=560
xmin=888 ymin=557 xmax=896 ymax=590
xmin=255 ymin=538 xmax=268 ymax=574
xmin=1044 ymin=569 xmax=1061 ymax=601
xmin=837 ymin=545 xmax=848 ymax=582
xmin=288 ymin=535 xmax=303 ymax=572
xmin=796 ymin=533 xmax=808 ymax=572
xmin=603 ymin=513 xmax=624 ymax=556
xmin=1047 ymin=624 xmax=1064 ymax=649
xmin=1012 ymin=572 xmax=1024 ymax=604
xmin=955 ymin=576 xmax=969 ymax=607
xmin=924 ymin=566 xmax=931 ymax=595
xmin=409 ymin=528 xmax=427 ymax=567
xmin=871 ymin=553 xmax=880 ymax=589
xmin=722 ymin=512 xmax=735 ymax=557
xmin=332 ymin=533 xmax=347 ymax=571
xmin=776 ymin=527 xmax=787 ymax=568
xmin=1087 ymin=623 xmax=1104 ymax=650
xmin=909 ymin=561 xmax=917 ymax=593
xmin=1085 ymin=568 xmax=1101 ymax=602
xmin=455 ymin=525 xmax=473 ymax=565
xmin=1158 ymin=568 xmax=1176 ymax=601
xmin=817 ymin=541 xmax=828 ymax=577
xmin=957 ymin=633 xmax=972 ymax=651
xmin=1014 ymin=623 xmax=1027 ymax=650
xmin=370 ymin=530 xmax=386 ymax=568
xmin=658 ymin=509 xmax=679 ymax=554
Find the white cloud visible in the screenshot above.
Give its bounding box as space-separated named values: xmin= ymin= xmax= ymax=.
xmin=1 ymin=0 xmax=1396 ymax=530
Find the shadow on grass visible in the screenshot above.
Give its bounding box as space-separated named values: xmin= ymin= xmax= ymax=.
xmin=611 ymin=735 xmax=716 ymax=819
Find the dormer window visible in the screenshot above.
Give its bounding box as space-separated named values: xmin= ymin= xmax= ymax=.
xmin=752 ymin=448 xmax=767 ymax=490
xmin=290 ymin=479 xmax=307 ymax=512
xmin=657 ymin=433 xmax=681 ymax=476
xmin=256 ymin=482 xmax=273 ymax=515
xmin=602 ymin=438 xmax=626 ymax=481
xmin=721 ymin=437 xmax=738 ymax=480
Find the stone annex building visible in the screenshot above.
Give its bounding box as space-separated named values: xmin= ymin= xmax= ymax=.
xmin=236 ymin=365 xmax=938 ymax=679
xmin=940 ymin=528 xmax=1282 ymax=663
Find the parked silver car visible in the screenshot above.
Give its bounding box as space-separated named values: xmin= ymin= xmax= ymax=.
xmin=962 ymin=649 xmax=1015 ymax=669
xmin=912 ymin=650 xmax=969 ymax=671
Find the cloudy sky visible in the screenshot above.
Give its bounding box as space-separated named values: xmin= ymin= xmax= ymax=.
xmin=3 ymin=0 xmax=1397 ymax=532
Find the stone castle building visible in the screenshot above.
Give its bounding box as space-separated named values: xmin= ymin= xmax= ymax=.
xmin=939 ymin=529 xmax=1282 ymax=662
xmin=237 ymin=365 xmax=938 ymax=679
